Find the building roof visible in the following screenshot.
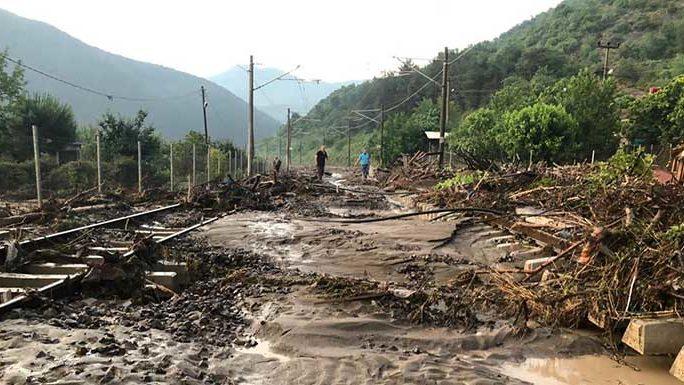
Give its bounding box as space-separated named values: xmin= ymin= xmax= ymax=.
xmin=424 ymin=131 xmax=450 ymax=140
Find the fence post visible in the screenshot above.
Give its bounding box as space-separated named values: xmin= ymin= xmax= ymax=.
xmin=96 ymin=129 xmax=102 ymax=193
xmin=169 ymin=143 xmax=174 ymax=191
xmin=192 ymin=143 xmax=196 ymax=186
xmin=31 ymin=125 xmax=42 ymax=209
xmin=207 ymin=146 xmax=211 ymax=183
xmin=137 ymin=140 xmax=142 ymax=193
xmin=217 ymin=153 xmax=221 ymax=179
xmin=591 ymin=150 xmax=595 ymax=164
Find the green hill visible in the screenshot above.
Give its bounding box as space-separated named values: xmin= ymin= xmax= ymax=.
xmin=0 ymin=8 xmax=280 ymax=144
xmin=269 ymin=0 xmax=683 ymax=164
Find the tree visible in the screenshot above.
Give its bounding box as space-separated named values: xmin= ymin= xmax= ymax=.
xmin=0 ymin=51 xmax=25 ymax=157
xmin=500 ymin=103 xmax=579 ymax=162
xmin=627 ymin=76 xmax=684 ymax=145
xmin=98 ymin=110 xmax=161 ymax=161
xmin=540 ymin=69 xmax=620 ymax=159
xmin=8 ymin=94 xmax=78 ymax=160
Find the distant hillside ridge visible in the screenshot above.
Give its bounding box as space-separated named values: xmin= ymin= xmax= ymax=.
xmin=0 ymin=8 xmax=280 ymax=144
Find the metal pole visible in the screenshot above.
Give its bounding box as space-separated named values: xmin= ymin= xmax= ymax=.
xmin=169 ymin=143 xmax=174 ymax=191
xmin=247 ymin=55 xmax=254 ymax=176
xmin=31 ymin=125 xmax=42 ymax=209
xmin=137 ymin=140 xmax=142 ymax=193
xmin=438 ymin=46 xmax=449 ymax=169
xmin=286 ymin=108 xmax=292 ymax=171
xmin=192 ymin=143 xmax=196 ymax=186
xmin=96 ymin=129 xmax=102 ymax=193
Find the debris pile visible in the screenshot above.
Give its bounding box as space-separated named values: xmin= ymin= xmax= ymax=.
xmin=382 ymin=151 xmax=450 ymax=190
xmin=413 ymin=150 xmax=684 ymax=331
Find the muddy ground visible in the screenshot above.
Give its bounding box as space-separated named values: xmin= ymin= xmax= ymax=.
xmin=0 ymin=170 xmax=681 ymax=385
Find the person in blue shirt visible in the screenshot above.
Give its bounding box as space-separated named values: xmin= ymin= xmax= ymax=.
xmin=355 ymin=149 xmax=371 ymax=179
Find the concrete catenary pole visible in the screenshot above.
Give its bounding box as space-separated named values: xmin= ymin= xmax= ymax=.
xmin=438 ymin=46 xmax=449 ymax=169
xmin=31 ymin=125 xmax=42 ymax=209
xmin=201 ymin=86 xmax=209 ymax=143
xmin=380 ymin=104 xmax=385 ymax=167
xmin=286 ymin=108 xmax=292 ymax=171
xmin=247 ymin=55 xmax=255 ymax=176
xmin=347 ymin=118 xmax=352 ymax=167
xmin=207 ymin=145 xmax=211 ymax=183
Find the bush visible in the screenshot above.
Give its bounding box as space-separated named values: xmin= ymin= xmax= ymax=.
xmin=45 ymin=161 xmax=97 ymax=192
xmin=500 ymin=103 xmax=579 ymax=162
xmin=0 ymin=160 xmax=33 ymax=192
xmin=105 ymin=157 xmax=138 ymax=188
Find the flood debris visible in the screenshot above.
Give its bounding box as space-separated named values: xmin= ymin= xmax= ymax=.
xmin=404 ymin=151 xmax=684 ymax=333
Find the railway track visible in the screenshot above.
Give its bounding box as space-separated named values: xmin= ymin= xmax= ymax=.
xmin=0 ymin=203 xmax=219 ymax=313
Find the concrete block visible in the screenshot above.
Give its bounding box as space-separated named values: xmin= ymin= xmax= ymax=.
xmin=152 ymin=261 xmax=189 ymax=284
xmin=496 ymin=242 xmax=526 ymax=252
xmin=0 ymin=288 xmax=24 ymax=303
xmin=670 ymin=346 xmax=684 ymax=381
xmin=513 ymin=247 xmax=547 ymax=260
xmin=24 ymin=263 xmax=89 ymax=275
xmin=523 ymin=257 xmax=555 ymax=272
xmin=146 ymin=271 xmax=178 ymax=291
xmin=84 ymin=255 xmax=105 ymax=266
xmin=0 ymin=273 xmax=68 ymax=288
xmin=622 ymin=318 xmax=684 ymax=355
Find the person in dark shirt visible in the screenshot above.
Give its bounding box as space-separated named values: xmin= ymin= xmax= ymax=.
xmin=272 ymin=156 xmax=282 ymax=183
xmin=315 ymin=145 xmax=328 ymax=180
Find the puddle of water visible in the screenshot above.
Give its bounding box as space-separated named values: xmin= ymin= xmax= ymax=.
xmin=235 ymin=339 xmax=291 ymax=363
xmin=500 ymin=355 xmax=679 ymax=385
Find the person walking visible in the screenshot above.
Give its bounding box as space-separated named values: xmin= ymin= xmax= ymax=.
xmin=315 ymin=145 xmax=328 ymax=180
xmin=355 ymin=149 xmax=371 ymax=179
xmin=272 ymin=156 xmax=282 ymax=183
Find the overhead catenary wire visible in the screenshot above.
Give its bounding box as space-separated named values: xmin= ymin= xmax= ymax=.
xmin=4 ymin=55 xmax=200 ymax=102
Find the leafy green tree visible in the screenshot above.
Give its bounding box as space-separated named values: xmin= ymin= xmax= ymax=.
xmin=627 ymin=76 xmax=684 ymax=145
xmin=500 ymin=103 xmax=579 ymax=162
xmin=450 ymin=108 xmax=502 ymax=159
xmin=0 ymin=51 xmax=25 ymax=157
xmin=8 ymin=94 xmax=78 ymax=160
xmin=540 ymin=69 xmax=619 ymax=159
xmin=98 ymin=110 xmax=161 ymax=161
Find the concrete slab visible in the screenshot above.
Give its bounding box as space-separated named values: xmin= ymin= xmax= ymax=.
xmin=24 ymin=263 xmax=89 ymax=275
xmin=0 ymin=273 xmax=68 ymax=288
xmin=523 ymin=256 xmax=555 ymax=272
xmin=670 ymin=346 xmax=684 ymax=381
xmin=513 ymin=247 xmax=547 ymax=260
xmin=0 ymin=287 xmax=25 ymax=303
xmin=152 ymin=261 xmax=189 ymax=284
xmin=146 ymin=271 xmax=178 ymax=291
xmin=84 ymin=255 xmax=105 ymax=266
xmin=622 ymin=318 xmax=684 ymax=355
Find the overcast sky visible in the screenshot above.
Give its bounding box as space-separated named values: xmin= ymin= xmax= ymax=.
xmin=0 ymin=0 xmax=563 ymax=82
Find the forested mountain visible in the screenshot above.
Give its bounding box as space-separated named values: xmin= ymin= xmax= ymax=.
xmin=210 ymin=66 xmax=355 ymax=123
xmin=275 ymin=0 xmax=684 ymax=164
xmin=0 ymin=8 xmax=280 ymax=143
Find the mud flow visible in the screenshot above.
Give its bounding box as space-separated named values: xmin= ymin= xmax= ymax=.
xmin=0 ymin=170 xmax=679 ymax=384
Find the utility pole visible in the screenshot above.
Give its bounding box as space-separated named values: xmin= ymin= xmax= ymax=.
xmin=31 ymin=125 xmax=42 ymax=209
xmin=137 ymin=140 xmax=142 ymax=193
xmin=247 ymin=55 xmax=255 ymax=176
xmin=96 ymin=128 xmax=102 ymax=193
xmin=598 ymin=40 xmax=620 ymax=81
xmin=438 ymin=46 xmax=449 ymax=169
xmin=286 ymin=108 xmax=292 ymax=171
xmin=347 ymin=118 xmax=352 ymax=167
xmin=380 ymin=104 xmax=385 ymax=167
xmin=201 ymin=86 xmax=209 ymax=143
xmin=169 ymin=142 xmax=174 ymax=191
xmin=192 ymin=144 xmax=196 ymax=186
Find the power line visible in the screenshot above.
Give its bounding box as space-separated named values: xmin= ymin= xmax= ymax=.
xmin=4 ymin=54 xmax=199 ymax=102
